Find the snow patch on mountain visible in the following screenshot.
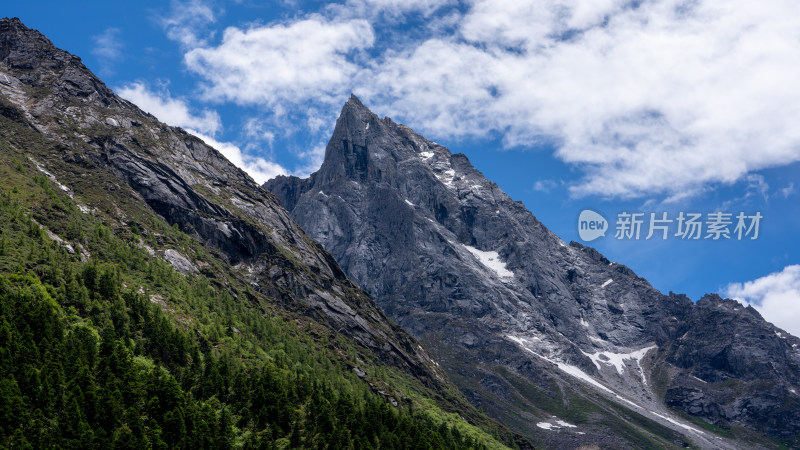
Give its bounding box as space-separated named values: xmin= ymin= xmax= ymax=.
xmin=536 ymin=419 xmax=578 ymax=431
xmin=509 ymin=336 xmax=705 ymax=436
xmin=463 ymin=245 xmax=514 ymax=279
xmin=438 ymin=168 xmax=456 ymax=186
xmin=507 ymin=336 xmax=614 ymax=394
xmin=583 ymin=345 xmax=656 ymax=384
xmin=583 ymin=345 xmax=656 ymax=375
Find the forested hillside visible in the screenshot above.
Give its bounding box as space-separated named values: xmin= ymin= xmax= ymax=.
xmin=0 ymin=111 xmax=509 ymax=449
xmin=0 ymin=18 xmax=519 ymax=448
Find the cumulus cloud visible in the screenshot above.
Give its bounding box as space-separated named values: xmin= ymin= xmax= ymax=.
xmin=724 ymin=265 xmax=800 ymax=338
xmin=175 ymin=0 xmax=800 ymax=199
xmin=117 ymin=82 xmax=221 ymax=136
xmin=360 ymin=39 xmax=503 ymax=136
xmin=188 ymin=131 xmax=288 ymax=184
xmin=364 ymin=0 xmax=800 ymax=199
xmin=184 ymin=17 xmax=374 ymax=108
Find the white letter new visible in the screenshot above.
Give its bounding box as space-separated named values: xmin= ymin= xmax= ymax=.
xmin=578 ymin=210 xmax=607 ymax=242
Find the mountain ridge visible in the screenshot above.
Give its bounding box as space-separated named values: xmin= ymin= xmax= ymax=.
xmin=267 ymin=94 xmax=800 ymax=449
xmin=0 ymin=17 xmax=433 ymax=378
xmin=0 ymin=17 xmax=521 ymax=448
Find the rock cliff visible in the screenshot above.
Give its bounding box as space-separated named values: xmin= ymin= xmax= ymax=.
xmin=268 ymin=95 xmax=800 ymax=448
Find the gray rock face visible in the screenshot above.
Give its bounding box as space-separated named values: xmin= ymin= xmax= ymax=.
xmin=267 ymin=95 xmax=800 ymax=448
xmin=163 ymin=249 xmax=197 ymax=275
xmin=0 ymin=17 xmax=447 ymax=388
xmin=663 ymin=295 xmax=800 ymax=440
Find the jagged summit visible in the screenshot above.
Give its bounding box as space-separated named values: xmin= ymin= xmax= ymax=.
xmin=345 ymin=92 xmax=366 ymax=107
xmin=317 ymin=93 xmax=379 ymax=183
xmin=0 ymin=17 xmax=120 ymax=106
xmin=268 ymin=97 xmax=800 ymax=448
xmin=1 ymin=17 xmax=51 ymax=55
xmin=1 ymin=17 xmax=87 ymax=69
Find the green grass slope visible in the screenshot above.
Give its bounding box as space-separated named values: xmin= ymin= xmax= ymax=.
xmin=0 ymin=97 xmax=516 ymax=449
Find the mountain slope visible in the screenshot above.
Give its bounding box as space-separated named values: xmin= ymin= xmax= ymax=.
xmin=0 ymin=17 xmax=519 ymax=448
xmin=267 ymin=95 xmax=800 ymax=449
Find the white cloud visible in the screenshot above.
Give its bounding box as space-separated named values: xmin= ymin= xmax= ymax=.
xmin=188 ymin=131 xmax=288 ymax=184
xmin=160 ymin=0 xmax=217 ymax=48
xmin=92 ymin=27 xmax=123 ymax=60
xmin=173 ymin=0 xmax=800 ymax=200
xmin=334 ymin=0 xmax=455 ymax=19
xmin=720 ymin=173 xmax=773 ymax=210
xmin=362 ymin=0 xmax=800 ymax=199
xmin=781 ymin=182 xmax=796 ymax=199
xmin=293 ymin=144 xmax=327 ymax=178
xmin=243 ymin=118 xmax=276 ymax=147
xmin=745 ymin=174 xmax=770 ymax=202
xmin=359 ymin=39 xmax=502 ymax=136
xmin=724 ymin=265 xmax=800 ymax=338
xmin=92 ymin=28 xmax=123 ymax=74
xmin=242 ymin=118 xmax=326 ymax=178
xmin=533 ymin=179 xmax=557 ymax=192
xmin=117 ymin=82 xmax=221 ymax=136
xmin=184 ymin=17 xmax=374 ymax=108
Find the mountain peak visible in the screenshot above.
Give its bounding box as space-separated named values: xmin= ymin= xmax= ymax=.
xmin=345 ymin=92 xmax=366 ymax=109
xmin=0 ymin=17 xmax=24 ymax=27
xmin=338 ymin=92 xmax=376 ymax=127
xmin=267 ymin=95 xmax=800 ymax=448
xmin=1 ymin=17 xmax=119 ymax=108
xmin=0 ymin=17 xmax=29 ymax=33
xmin=1 ymin=17 xmax=61 ymax=65
xmin=312 ymin=95 xmax=382 ymax=184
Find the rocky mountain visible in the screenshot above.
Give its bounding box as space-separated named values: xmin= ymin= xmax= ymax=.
xmin=0 ymin=17 xmax=518 ymax=448
xmin=267 ymin=95 xmax=800 ymax=448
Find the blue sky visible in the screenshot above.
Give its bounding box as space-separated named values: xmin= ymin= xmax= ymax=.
xmin=5 ymin=0 xmax=800 ymax=335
